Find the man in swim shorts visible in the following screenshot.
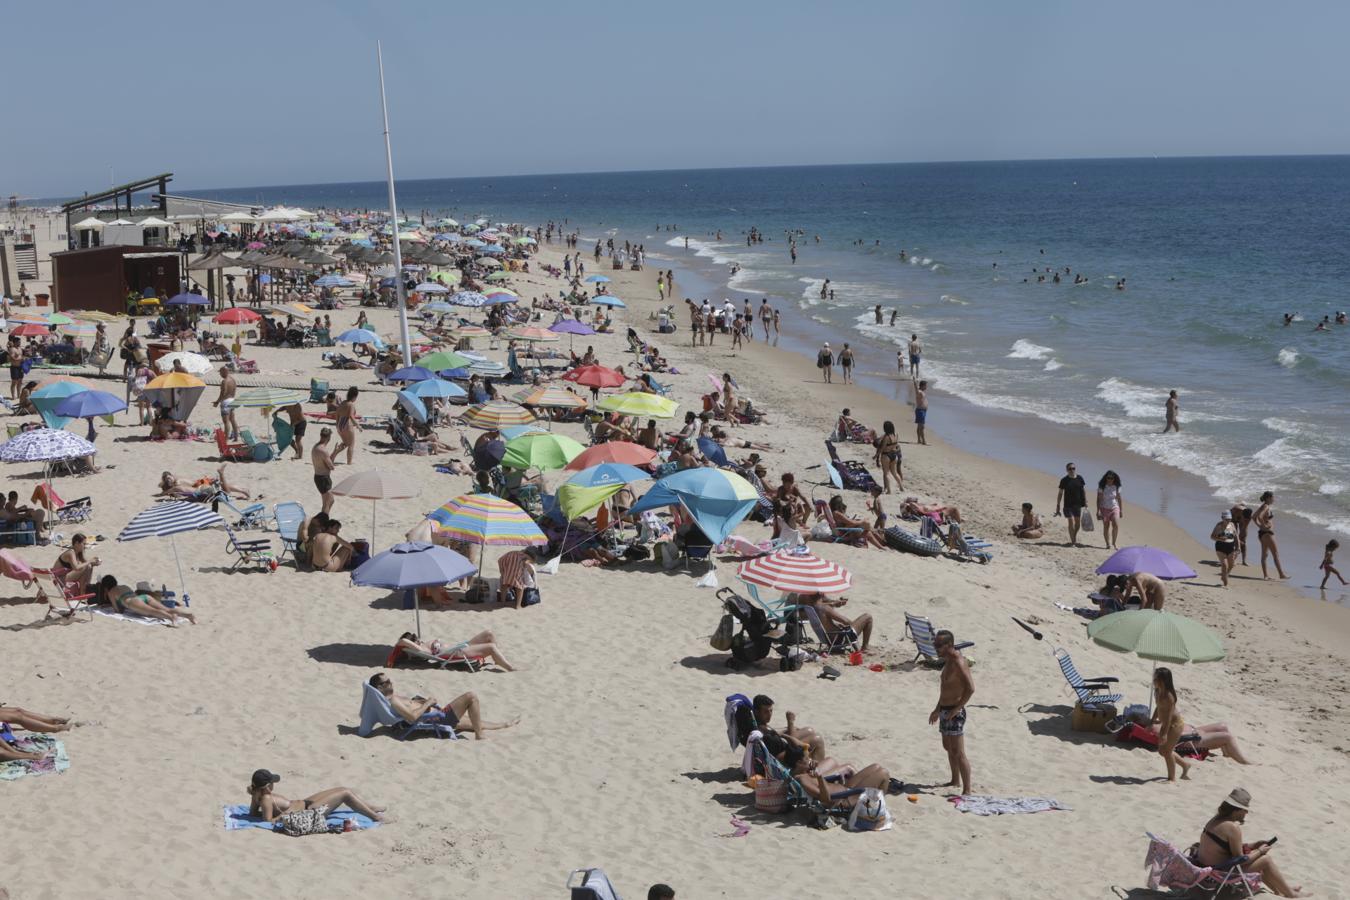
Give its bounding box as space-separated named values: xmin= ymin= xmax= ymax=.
xmin=915 ymin=380 xmax=929 ymax=445
xmin=7 ymin=337 xmax=24 ymax=400
xmin=311 ymin=427 xmax=335 ymax=515
xmin=907 ymin=334 xmax=922 ymax=380
xmin=929 ymin=630 xmax=974 ymax=795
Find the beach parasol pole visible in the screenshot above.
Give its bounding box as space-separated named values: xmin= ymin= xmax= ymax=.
xmin=376 ymin=41 xmax=413 ymax=369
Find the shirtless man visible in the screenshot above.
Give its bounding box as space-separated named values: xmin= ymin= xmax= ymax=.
xmin=929 ymin=630 xmax=974 ymax=795
xmin=6 ymin=338 xmax=23 ymax=400
xmin=907 ymin=334 xmax=923 ymax=380
xmin=1163 ymin=389 xmax=1180 ymax=433
xmin=311 ymin=428 xmax=336 ymax=515
xmin=332 ymin=386 xmax=360 ymax=464
xmin=213 ymin=366 xmax=239 ymax=440
xmin=1125 ymin=571 xmax=1167 ymax=610
xmin=368 ymin=673 xmax=518 ymax=740
xmin=281 ymin=402 xmax=306 ymax=459
xmin=914 ymin=380 xmax=929 ymax=445
xmin=3 ymin=490 xmax=47 ymax=543
xmin=310 ymin=519 xmax=354 ymax=572
xmin=734 ymin=694 xmax=827 ymax=762
xmin=759 ymin=299 xmax=772 ymax=341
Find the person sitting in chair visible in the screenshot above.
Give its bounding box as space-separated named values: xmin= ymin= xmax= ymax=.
xmin=828 ymin=495 xmax=887 ymax=548
xmin=734 ymin=694 xmax=827 ymax=762
xmin=793 ymin=592 xmax=874 ymax=651
xmin=367 ymin=673 xmax=518 ymax=740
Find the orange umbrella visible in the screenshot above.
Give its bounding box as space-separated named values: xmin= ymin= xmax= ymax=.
xmin=564 ymin=441 xmax=657 ymax=471
xmin=145 ymin=372 xmax=206 ymax=390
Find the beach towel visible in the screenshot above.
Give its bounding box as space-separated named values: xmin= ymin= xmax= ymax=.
xmin=94 ymin=609 xmax=169 ymax=626
xmin=948 ymin=795 xmax=1071 ymax=816
xmin=0 ymin=735 xmax=70 ymax=780
xmin=221 ymin=805 xmax=380 ymax=833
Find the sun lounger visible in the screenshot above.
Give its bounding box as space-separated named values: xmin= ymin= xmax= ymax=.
xmin=903 ymin=612 xmax=974 ymax=667
xmin=566 ymin=868 xmax=624 ymax=900
xmin=214 ymin=428 xmax=250 ymax=462
xmin=212 ymin=492 xmax=270 ymax=530
xmin=385 ymin=642 xmax=485 ymax=673
xmin=1143 ymin=832 xmax=1261 ymax=898
xmin=1055 ymin=647 xmax=1122 ymax=711
xmin=356 ymin=682 xmax=457 ymax=739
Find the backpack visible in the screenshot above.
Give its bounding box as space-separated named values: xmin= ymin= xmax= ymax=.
xmin=276 ymin=805 xmax=332 ymax=836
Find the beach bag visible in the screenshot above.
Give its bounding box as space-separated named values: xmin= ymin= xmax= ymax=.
xmin=710 ymin=614 xmax=735 ymax=651
xmin=276 ymin=805 xmax=331 ymax=837
xmin=519 ymin=586 xmax=541 ymax=607
xmin=754 ymin=776 xmax=789 ymax=814
xmin=1080 ymin=509 xmax=1095 ymax=532
xmin=846 ymin=788 xmax=893 ymax=832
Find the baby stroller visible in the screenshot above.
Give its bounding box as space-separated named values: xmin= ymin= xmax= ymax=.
xmin=825 ymin=440 xmax=880 ymax=493
xmin=716 ymin=588 xmax=786 ymax=670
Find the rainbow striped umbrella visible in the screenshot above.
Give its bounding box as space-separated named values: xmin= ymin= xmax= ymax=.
xmin=428 ymin=493 xmax=546 ymax=547
xmin=737 ymin=549 xmax=853 ymax=595
xmin=512 ymin=386 xmax=588 ymax=410
xmin=461 ymin=401 xmax=537 ymax=430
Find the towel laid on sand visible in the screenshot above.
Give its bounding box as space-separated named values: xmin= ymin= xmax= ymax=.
xmin=949 ymin=795 xmax=1071 ymax=816
xmin=221 ymin=805 xmax=380 ymax=832
xmin=94 ymin=609 xmax=169 ymax=626
xmin=0 ymin=735 xmax=70 ymax=780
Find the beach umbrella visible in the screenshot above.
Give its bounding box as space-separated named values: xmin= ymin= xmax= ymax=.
xmin=30 ymin=381 xmax=90 ymax=430
xmin=476 ymin=257 xmax=503 ymax=268
xmin=314 ymin=274 xmax=353 ymax=288
xmin=396 ymin=390 xmax=428 ymax=425
xmin=428 ymin=494 xmax=546 ymax=548
xmin=406 ymin=378 xmax=467 ymax=401
xmin=501 ymin=433 xmax=584 ymax=471
xmin=155 ymin=351 xmax=213 ymax=375
xmin=499 ymin=423 xmax=548 ymax=441
xmin=53 ymin=390 xmax=126 ymax=441
xmin=422 ymin=301 xmax=455 ymax=314
xmin=549 ymin=319 xmax=595 ymax=337
xmin=69 ymin=310 xmax=125 ymax=324
xmin=564 ymin=441 xmax=657 ymax=471
xmin=118 ymin=500 xmax=224 ymax=602
xmin=431 ymin=269 xmax=462 ymax=284
xmin=164 ymin=292 xmax=210 ymax=307
xmin=0 ymin=428 xmax=96 ymax=464
xmin=631 ymin=468 xmax=759 ymax=544
xmin=585 ymin=275 xmax=610 ymax=283
xmin=213 ymin=308 xmax=261 ymax=325
xmin=562 ymin=364 xmax=626 ymax=389
xmin=450 ymin=291 xmax=489 ymax=308
xmin=42 ymin=312 xmax=74 ymax=326
xmin=387 ymin=365 xmax=435 ymax=383
xmin=416 ymin=350 xmax=474 ymax=371
xmin=484 ymin=271 xmax=511 ymax=283
xmin=142 ymin=372 xmax=206 ymax=421
xmin=597 ymin=392 xmax=678 ymax=419
xmin=593 ymin=295 xmax=626 ymax=309
xmin=450 ymin=324 xmax=492 ymax=341
xmin=330 ymin=470 xmax=419 ymax=551
xmin=1087 ymin=610 xmax=1225 ymax=665
xmin=335 ymin=328 xmax=384 ymax=350
xmin=1095 ymin=546 xmax=1198 ymax=580
xmin=565 ymin=462 xmax=651 ymax=488
xmin=738 ymin=549 xmax=853 ymax=595
xmin=512 ymin=386 xmax=588 ymax=411
xmin=556 ymin=482 xmax=626 ymax=522
xmin=145 ymin=372 xmax=206 ymax=390
xmin=697 ymin=437 xmax=730 ymax=467
xmin=231 ymin=387 xmax=305 ymax=408
xmin=414 ymin=282 xmax=450 ymax=294
xmin=58 ymin=321 xmax=99 ymax=339
xmin=461 ymin=401 xmax=537 ymax=430
xmin=504 ymin=326 xmax=559 ymax=343
xmin=9 ymin=323 xmax=50 ymax=337
xmin=351 ymin=541 xmax=477 ymax=633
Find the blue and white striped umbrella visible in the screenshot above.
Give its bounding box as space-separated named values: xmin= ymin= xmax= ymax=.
xmin=0 ymin=428 xmax=97 ymax=462
xmin=118 ymin=501 xmax=224 ymax=542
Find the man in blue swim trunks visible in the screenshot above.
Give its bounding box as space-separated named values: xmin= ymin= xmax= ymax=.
xmin=907 ymin=334 xmax=922 ymax=380
xmin=928 ymin=630 xmax=974 ymax=795
xmin=915 ymin=380 xmax=929 ymax=445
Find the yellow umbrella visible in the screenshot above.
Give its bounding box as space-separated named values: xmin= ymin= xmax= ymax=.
xmin=145 ymin=372 xmax=206 ymax=390
xmin=597 ymin=391 xmax=679 ymax=419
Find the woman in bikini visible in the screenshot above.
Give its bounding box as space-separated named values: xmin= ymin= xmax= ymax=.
xmin=1195 ymin=789 xmax=1309 ymax=897
xmin=332 ymin=386 xmax=360 ymax=465
xmin=102 ymin=577 xmax=197 ymax=626
xmin=1254 ymin=491 xmax=1290 ymax=580
xmin=53 ymin=533 xmax=99 ymax=594
xmin=1150 ymin=667 xmax=1192 ymax=783
xmin=247 ymin=769 xmax=385 ymax=823
xmin=873 ymin=420 xmax=902 ymax=493
xmin=394 ymin=631 xmax=517 ymax=671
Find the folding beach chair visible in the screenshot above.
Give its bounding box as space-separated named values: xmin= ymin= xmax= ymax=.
xmin=385 ymin=641 xmax=485 ymax=673
xmin=1055 ymin=648 xmax=1123 ymax=710
xmin=357 ymin=682 xmax=457 ymax=740
xmin=795 ymin=603 xmax=859 ymax=654
xmin=212 ymin=492 xmax=271 ymax=530
xmin=214 ymin=428 xmax=250 ymax=462
xmin=1143 ymin=832 xmax=1262 ymax=898
xmin=224 ymin=526 xmax=275 ymax=572
xmin=31 ymin=483 xmax=92 ymax=525
xmin=273 ymin=502 xmax=304 ymax=566
xmin=921 ymin=517 xmax=994 ymax=563
xmin=825 ymin=440 xmax=880 ymax=492
xmin=813 ymin=499 xmax=865 ymax=545
xmin=903 ymin=612 xmax=974 ymax=667
xmin=309 ymin=378 xmax=330 ymax=402
xmin=38 ymin=569 xmax=96 ymax=621
xmin=566 ymin=868 xmax=623 ymax=900
xmin=239 ymin=428 xmax=275 ymax=462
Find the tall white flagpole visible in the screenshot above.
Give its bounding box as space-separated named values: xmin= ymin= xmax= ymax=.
xmin=377 ymin=41 xmax=413 ymax=367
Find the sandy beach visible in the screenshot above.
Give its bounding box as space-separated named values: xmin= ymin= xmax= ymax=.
xmin=2 ymin=211 xmax=1347 ymax=900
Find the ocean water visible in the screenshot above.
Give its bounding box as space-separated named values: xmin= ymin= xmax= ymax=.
xmin=186 ymin=158 xmax=1350 ymax=537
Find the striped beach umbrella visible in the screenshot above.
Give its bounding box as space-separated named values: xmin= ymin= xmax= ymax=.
xmin=503 ymin=326 xmax=558 ymax=343
xmin=58 ymin=321 xmax=99 ymax=338
xmin=737 ymin=549 xmax=853 ymax=595
xmin=231 ymin=387 xmax=306 ymax=408
xmin=118 ymin=500 xmax=226 ymax=602
xmin=428 ymin=494 xmax=546 ymax=547
xmin=461 ymin=401 xmax=537 ymax=430
xmin=597 ymin=391 xmax=679 ymax=419
xmin=10 ymin=322 xmax=51 ymax=337
xmin=512 ymin=386 xmax=588 ymax=410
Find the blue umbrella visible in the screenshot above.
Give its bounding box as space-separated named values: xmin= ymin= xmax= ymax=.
xmin=630 ymin=468 xmax=757 ymax=544
xmin=314 ymin=274 xmax=353 ymax=287
xmin=593 ymin=295 xmax=626 ymax=308
xmin=165 ymin=292 xmax=210 ymax=307
xmin=483 ymin=294 xmax=517 ymax=306
xmin=407 ymin=379 xmax=467 ymax=400
xmin=566 ymin=462 xmax=651 ymax=488
xmin=463 ymin=239 xmax=486 ymax=249
xmin=396 ymin=390 xmax=428 ymax=424
xmin=54 ymin=390 xmax=127 ymax=442
xmin=257 ymin=274 xmax=272 ymax=284
xmin=500 ymin=423 xmax=549 ymax=440
xmin=422 ymin=301 xmax=454 ymax=313
xmin=696 ymin=437 xmax=729 ymax=467
xmin=30 ymin=381 xmax=88 ymax=430
xmin=388 ymin=365 xmax=434 ymax=382
xmin=585 ymin=275 xmax=610 ymax=283
xmin=437 ymin=367 xmax=470 ymax=380
xmin=335 ymin=328 xmax=383 ymax=347
xmin=351 ymin=541 xmax=477 ymax=633
xmin=378 ymin=277 xmax=398 ymax=288
xmin=480 ymin=245 xmax=506 ymax=255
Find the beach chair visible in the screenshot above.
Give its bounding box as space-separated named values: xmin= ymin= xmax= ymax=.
xmin=681 ymin=529 xmax=715 ymax=573
xmin=273 ymin=502 xmax=305 ymax=565
xmin=1143 ymin=832 xmax=1262 ymax=898
xmin=211 ymin=492 xmax=271 ymax=530
xmin=812 ymin=499 xmax=865 ymax=545
xmin=903 ymin=612 xmax=974 ymax=667
xmin=748 ymin=733 xmax=862 ymax=818
xmin=309 ymin=378 xmax=329 ymax=403
xmin=356 ymin=682 xmax=457 ymax=740
xmin=31 ymin=483 xmax=92 ymax=525
xmin=386 ymin=418 xmax=417 ymax=452
xmin=41 ymin=569 xmax=96 ymax=621
xmin=921 ymin=517 xmax=993 ymax=563
xmin=1055 ymin=648 xmax=1123 ymax=711
xmin=825 ymin=440 xmax=880 ymax=492
xmin=566 ymin=868 xmax=623 ymax=900
xmin=214 ymin=428 xmax=250 ymax=462
xmin=796 ymin=603 xmax=859 ymax=654
xmin=224 ymin=526 xmax=275 ymax=572
xmin=385 ymin=641 xmax=484 ymax=673
xmin=239 ymin=429 xmax=275 ymax=462
xmin=717 ymin=583 xmax=793 ymax=629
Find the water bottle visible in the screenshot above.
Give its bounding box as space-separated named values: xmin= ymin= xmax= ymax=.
xmin=182 ymin=593 xmax=191 ymax=608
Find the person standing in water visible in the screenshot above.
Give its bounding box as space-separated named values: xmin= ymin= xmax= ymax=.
xmin=1318 ymin=539 xmax=1346 ymax=590
xmin=1163 ymin=389 xmax=1181 ymax=433
xmin=874 ymin=305 xmax=883 ymax=325
xmin=907 ymin=334 xmax=923 ymax=380
xmin=1254 ymin=491 xmax=1290 ymax=580
xmin=914 ymin=380 xmax=929 ymax=445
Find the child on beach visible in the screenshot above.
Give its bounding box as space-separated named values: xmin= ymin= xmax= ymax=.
xmin=1320 ymin=540 xmax=1347 ymax=589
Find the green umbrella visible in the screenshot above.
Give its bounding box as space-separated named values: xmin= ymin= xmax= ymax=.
xmin=501 ymin=433 xmax=585 ymax=471
xmin=416 ymin=350 xmax=475 ymax=371
xmin=44 ymin=312 xmax=74 ymax=325
xmin=1087 ymin=610 xmax=1225 ymax=664
xmin=485 ymin=271 xmax=510 ymax=282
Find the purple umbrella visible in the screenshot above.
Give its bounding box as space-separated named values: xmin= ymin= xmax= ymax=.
xmin=548 ymin=318 xmax=595 ymax=350
xmin=351 ymin=541 xmax=477 ymax=632
xmin=1095 ymin=546 xmax=1197 ymax=580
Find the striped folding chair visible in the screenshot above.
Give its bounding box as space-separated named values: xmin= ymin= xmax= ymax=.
xmin=1055 ymin=648 xmax=1122 ymax=710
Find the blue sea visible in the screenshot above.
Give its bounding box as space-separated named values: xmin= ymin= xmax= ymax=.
xmin=185 ymin=158 xmax=1350 ymax=541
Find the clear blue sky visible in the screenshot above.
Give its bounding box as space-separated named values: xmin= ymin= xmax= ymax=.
xmin=6 ymin=0 xmax=1348 ymax=199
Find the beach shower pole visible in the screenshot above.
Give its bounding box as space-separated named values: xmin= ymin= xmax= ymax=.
xmin=377 ymin=40 xmax=413 ymax=368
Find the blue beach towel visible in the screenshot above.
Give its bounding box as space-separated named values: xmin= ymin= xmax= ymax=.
xmin=221 ymin=805 xmax=380 ymax=832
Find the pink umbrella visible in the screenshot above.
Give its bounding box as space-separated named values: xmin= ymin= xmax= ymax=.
xmin=246 ymin=241 xmax=265 ymax=250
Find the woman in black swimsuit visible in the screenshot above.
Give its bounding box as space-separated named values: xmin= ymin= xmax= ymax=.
xmin=873 ymin=421 xmax=902 ymax=493
xmin=1210 ymin=510 xmax=1239 ymax=587
xmin=1254 ymin=491 xmax=1290 ymax=580
xmin=1194 ymin=788 xmax=1308 ymax=897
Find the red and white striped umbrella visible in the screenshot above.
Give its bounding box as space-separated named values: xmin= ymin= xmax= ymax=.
xmin=737 ymin=550 xmax=853 ymax=595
